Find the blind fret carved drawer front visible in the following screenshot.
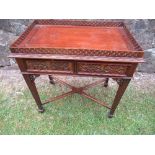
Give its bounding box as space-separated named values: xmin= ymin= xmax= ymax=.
xmin=77 ymin=62 xmax=130 ymax=76
xmin=25 ymin=59 xmax=73 ymax=73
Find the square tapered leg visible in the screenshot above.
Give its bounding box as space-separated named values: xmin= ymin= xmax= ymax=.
xmin=108 ymin=79 xmax=131 ymax=118
xmin=22 ymin=74 xmax=45 ymax=113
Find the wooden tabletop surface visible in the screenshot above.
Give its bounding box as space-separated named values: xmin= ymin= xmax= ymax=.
xmin=18 ymin=25 xmax=134 ymax=51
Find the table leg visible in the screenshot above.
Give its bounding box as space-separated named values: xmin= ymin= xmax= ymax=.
xmin=108 ymin=79 xmax=131 ymax=118
xmin=49 ymin=75 xmax=55 ymax=84
xmin=22 ymin=74 xmax=45 ymax=113
xmin=104 ymin=78 xmax=109 ymax=87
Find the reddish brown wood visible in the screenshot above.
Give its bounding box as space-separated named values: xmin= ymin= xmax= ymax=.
xmin=9 ymin=53 xmax=144 ymax=63
xmin=9 ymin=19 xmax=144 ymax=117
xmin=108 ymin=79 xmax=131 ymax=118
xmin=17 ymin=25 xmax=136 ymax=51
xmin=22 ymin=74 xmax=44 ymax=112
xmin=81 ymin=92 xmax=111 ymax=109
xmin=43 ymin=91 xmax=74 ymax=105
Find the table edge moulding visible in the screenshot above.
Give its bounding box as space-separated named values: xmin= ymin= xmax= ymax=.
xmin=9 ymin=19 xmax=144 ymax=118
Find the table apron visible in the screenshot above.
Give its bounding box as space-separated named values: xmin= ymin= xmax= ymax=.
xmin=15 ymin=58 xmax=138 ymax=78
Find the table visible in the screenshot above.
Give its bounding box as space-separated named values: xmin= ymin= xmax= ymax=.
xmin=9 ymin=20 xmax=144 ymax=118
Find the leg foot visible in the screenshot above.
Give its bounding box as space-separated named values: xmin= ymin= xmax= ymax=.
xmin=49 ymin=81 xmax=55 ymax=84
xmin=108 ymin=111 xmax=114 ymax=118
xmin=49 ymin=75 xmax=55 ymax=85
xmin=104 ymin=83 xmax=108 ymax=87
xmin=38 ymin=107 xmax=45 ymax=113
xmin=104 ymin=78 xmax=109 ymax=87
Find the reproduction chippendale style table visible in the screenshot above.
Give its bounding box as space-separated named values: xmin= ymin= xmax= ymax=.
xmin=9 ymin=20 xmax=144 ymax=118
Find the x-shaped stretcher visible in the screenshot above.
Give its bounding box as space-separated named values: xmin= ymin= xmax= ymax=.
xmin=43 ymin=76 xmax=111 ymax=110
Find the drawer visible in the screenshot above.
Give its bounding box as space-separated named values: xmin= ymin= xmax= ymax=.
xmin=77 ymin=62 xmax=131 ymax=76
xmin=25 ymin=59 xmax=74 ymax=73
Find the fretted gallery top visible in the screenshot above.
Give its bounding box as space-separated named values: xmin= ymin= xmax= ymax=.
xmin=10 ymin=20 xmax=144 ymax=62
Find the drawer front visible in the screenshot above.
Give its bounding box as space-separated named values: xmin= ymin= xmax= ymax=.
xmin=77 ymin=62 xmax=130 ymax=76
xmin=25 ymin=59 xmax=74 ymax=73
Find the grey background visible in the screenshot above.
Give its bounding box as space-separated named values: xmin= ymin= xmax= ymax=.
xmin=0 ymin=19 xmax=155 ymax=72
